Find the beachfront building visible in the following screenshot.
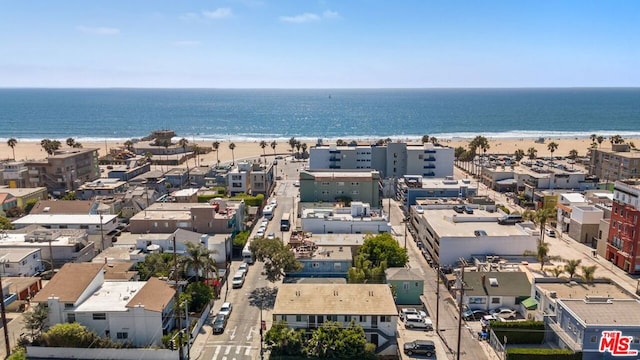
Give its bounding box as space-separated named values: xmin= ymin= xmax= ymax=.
xmin=76 ymin=178 xmax=128 ymax=200
xmin=299 ymin=170 xmax=381 ymax=206
xmin=225 ymin=161 xmax=274 ymax=196
xmin=299 ymin=202 xmax=391 ymax=234
xmin=0 ymin=161 xmax=29 ymax=188
xmin=0 ymin=227 xmax=95 ymax=267
xmin=309 ymin=142 xmax=454 ymax=179
xmin=106 ymin=161 xmax=151 ymax=182
xmin=272 ymin=284 xmax=398 ymax=355
xmin=24 ymin=148 xmax=100 ymax=195
xmin=588 ymin=144 xmax=640 ymax=182
xmin=479 ymin=165 xmax=518 ymax=193
xmin=411 ymin=206 xmax=538 ymax=266
xmin=514 ymin=164 xmax=594 ymax=201
xmin=32 ymin=263 xmax=176 ymax=347
xmin=606 ymin=180 xmax=640 ymax=274
xmin=128 ymin=199 xmax=245 ymax=235
xmin=397 ymin=176 xmax=478 ymax=211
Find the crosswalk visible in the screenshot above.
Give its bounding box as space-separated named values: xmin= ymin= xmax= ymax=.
xmin=210 ymin=345 xmax=254 ymax=360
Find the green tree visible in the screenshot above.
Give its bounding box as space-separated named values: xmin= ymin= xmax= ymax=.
xmin=181 ymin=242 xmax=217 ymax=282
xmin=0 ymin=216 xmax=13 ymax=230
xmin=514 ymin=148 xmax=525 ymax=162
xmin=421 ymin=135 xmax=430 ymax=144
xmin=568 ymin=149 xmax=579 ymax=159
xmin=185 ymin=281 xmax=214 ymax=312
xmin=469 ymin=135 xmax=490 ymax=158
xmin=7 ymin=138 xmax=17 ymax=160
xmin=232 ymin=230 xmax=250 ymax=248
xmin=270 ymin=140 xmax=277 ymax=157
xmin=527 ymin=147 xmax=538 ymax=160
xmin=228 ymin=142 xmax=236 ymax=165
xmin=564 ymin=259 xmax=582 ymax=279
xmin=357 ymin=233 xmax=408 ymax=267
xmin=259 ymin=140 xmax=267 ymax=160
xmin=590 ymin=134 xmax=597 ymax=143
xmin=61 ymin=191 xmax=76 ymax=201
xmin=42 ymin=323 xmax=98 ymax=348
xmin=249 ymin=237 xmax=302 ymax=282
xmin=581 ymin=265 xmax=597 ymax=284
xmin=40 ymin=139 xmax=61 ymax=155
xmin=288 ymin=137 xmax=297 ymax=154
xmin=66 ymin=137 xmax=76 ymax=147
xmin=523 ymin=240 xmax=563 ymax=272
xmin=6 ymin=347 xmax=26 ymax=360
xmin=212 ymin=141 xmax=220 ymax=165
xmin=523 ymin=207 xmax=555 ymax=244
xmin=610 ymin=134 xmax=625 ymax=145
xmin=336 ymin=139 xmax=346 ymax=146
xmin=454 ymin=146 xmax=466 ymax=160
xmin=23 ymin=303 xmax=49 ymax=337
xmin=137 ymin=253 xmax=174 ymax=280
xmin=5 ymin=206 xmax=24 ymax=218
xmin=123 ymin=140 xmax=134 ymax=151
xmin=264 ymin=321 xmax=305 ymax=357
xmin=304 ymin=321 xmax=375 ymax=359
xmin=597 ymin=135 xmax=605 ymax=147
xmin=301 ymin=143 xmax=308 ymax=157
xmin=547 ymin=141 xmax=559 ymax=160
xmin=348 ymin=253 xmax=387 ymax=284
xmin=550 ymin=266 xmax=564 ymax=278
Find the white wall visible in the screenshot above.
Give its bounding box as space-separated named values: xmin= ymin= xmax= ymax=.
xmin=571 ymin=206 xmax=604 ymax=224
xmin=301 ymin=217 xmax=390 ymax=234
xmin=439 ymin=235 xmax=538 ymax=266
xmin=27 ymin=347 xmax=178 ymax=360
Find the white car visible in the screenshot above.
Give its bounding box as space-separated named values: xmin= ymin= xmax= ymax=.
xmin=256 ymin=229 xmax=265 ymax=238
xmin=270 ymin=199 xmax=277 ymax=208
xmin=404 ymin=314 xmax=433 ymax=330
xmin=267 ymin=232 xmax=276 ymax=240
xmin=491 ymin=307 xmax=517 ymax=319
xmin=293 ymin=180 xmax=300 ymax=187
xmin=399 ymin=308 xmax=427 ymax=321
xmin=231 ymin=271 xmax=245 ymax=289
xmin=260 ymin=218 xmax=269 ymax=226
xmin=238 ymin=262 xmax=249 ymax=275
xmin=218 ymin=302 xmax=233 ymax=317
xmin=545 ymin=228 xmax=557 ymax=237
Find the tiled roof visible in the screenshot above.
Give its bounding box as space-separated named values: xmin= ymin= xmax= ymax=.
xmin=126 ymin=277 xmax=175 ymax=312
xmin=32 ymin=263 xmax=105 ymax=303
xmin=30 ymin=200 xmax=95 ymax=214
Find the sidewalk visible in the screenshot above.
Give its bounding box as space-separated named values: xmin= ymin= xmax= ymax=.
xmin=188 ymin=301 xmax=220 ymax=360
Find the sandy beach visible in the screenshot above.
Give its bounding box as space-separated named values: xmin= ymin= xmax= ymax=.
xmin=1 ymin=137 xmax=637 ymax=166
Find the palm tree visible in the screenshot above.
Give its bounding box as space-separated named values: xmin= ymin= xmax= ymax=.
xmin=430 ymin=136 xmax=438 ymax=145
xmin=550 ymin=266 xmax=564 ymax=278
xmin=124 ymin=140 xmax=134 ymax=151
xmin=581 ymin=265 xmax=597 ymax=284
xmin=180 ymin=242 xmax=217 ymax=282
xmin=7 ymin=138 xmax=17 ymax=160
xmin=270 ymin=141 xmax=277 ymax=158
xmin=212 ymin=141 xmax=220 ymax=165
xmin=178 ymin=138 xmax=190 ymax=186
xmin=523 ymin=207 xmax=555 ymax=244
xmin=191 ymin=144 xmax=200 ymax=167
xmin=66 ymin=137 xmax=76 ymax=147
xmin=259 ymin=140 xmax=267 ymax=161
xmin=301 ymin=143 xmax=308 ymax=157
xmin=527 ymin=147 xmax=538 ymax=160
xmin=229 ymin=142 xmax=236 ymax=165
xmin=536 ymin=240 xmax=550 ymax=271
xmin=547 ymin=141 xmax=559 ymax=161
xmin=610 ymin=134 xmax=624 ymax=145
xmin=288 ymin=137 xmax=297 ymax=154
xmin=421 ymin=135 xmax=429 ymax=144
xmin=514 ymin=149 xmax=525 ymax=162
xmin=590 ymin=134 xmax=597 ymax=143
xmin=564 ymin=259 xmax=582 ymax=279
xmin=295 ymin=141 xmax=301 ymax=157
xmin=596 ymin=136 xmax=605 ymax=148
xmin=568 ymin=149 xmax=579 ymax=159
xmin=144 ymin=151 xmax=153 ymax=164
xmin=73 ymin=142 xmax=83 ymax=148
xmin=40 ymin=139 xmax=61 ymax=155
xmin=336 ymin=139 xmax=346 ymax=146
xmin=469 ymin=135 xmax=489 ymax=156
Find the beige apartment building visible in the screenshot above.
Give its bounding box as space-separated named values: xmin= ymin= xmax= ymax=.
xmin=25 ymin=148 xmax=100 ymax=194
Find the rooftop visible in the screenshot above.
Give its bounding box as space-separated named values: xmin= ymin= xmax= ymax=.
xmin=560 ymin=299 xmax=640 ymax=326
xmin=126 ymin=277 xmax=175 ymax=312
xmin=0 ymin=187 xmax=47 ymax=197
xmin=12 ymin=214 xmax=117 ymax=226
xmin=30 ymin=200 xmax=95 ymax=215
xmin=32 ymin=263 xmax=105 ymax=303
xmin=273 ymin=284 xmax=397 ymax=316
xmin=0 ymin=247 xmax=40 ymax=262
xmin=74 ymin=281 xmax=147 ymax=312
xmin=301 ymin=169 xmax=380 ymax=180
xmin=463 ymin=271 xmax=532 ymax=297
xmin=294 ymin=246 xmax=352 ymax=260
xmin=418 ymin=209 xmax=535 ymax=238
xmin=536 ymin=281 xmax=634 ymax=300
xmin=385 ymin=267 xmax=424 ymax=281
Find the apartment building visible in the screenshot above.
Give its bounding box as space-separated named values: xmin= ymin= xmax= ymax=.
xmin=25 ymin=148 xmax=100 ymax=194
xmin=606 ymin=180 xmax=640 ymax=274
xmin=588 ymin=144 xmax=640 ymax=182
xmin=309 ymin=142 xmax=454 ymax=179
xmin=299 ymin=170 xmax=381 ymax=206
xmin=272 ymin=284 xmax=398 ymax=355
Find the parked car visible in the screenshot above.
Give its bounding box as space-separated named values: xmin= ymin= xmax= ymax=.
xmin=270 ymin=199 xmax=278 ymax=208
xmin=464 ymin=206 xmax=474 ymax=214
xmin=218 ymin=302 xmax=233 ymax=317
xmin=260 ymin=217 xmax=269 ymax=226
xmin=498 ymin=214 xmax=523 ymax=225
xmin=453 ymin=205 xmax=465 ymax=214
xmin=256 ymin=229 xmax=265 ymax=238
xmin=212 ymin=314 xmax=228 ymax=334
xmin=463 ymin=309 xmax=488 ymax=321
xmin=267 ymin=232 xmax=276 ymax=240
xmin=231 ymin=271 xmax=246 ymax=289
xmin=293 ymin=180 xmax=300 ymax=187
xmin=399 ymin=308 xmax=427 ymax=321
xmin=545 ymin=228 xmax=557 ymax=237
xmin=238 ymin=262 xmax=249 ymax=275
xmin=491 ymin=307 xmax=517 ymax=319
xmin=481 ymin=314 xmax=503 ymax=327
xmin=404 ymin=314 xmax=433 ymax=330
xmin=415 ymin=205 xmax=424 ymax=214
xmin=403 ymin=340 xmax=435 ymax=356
xmin=416 ymin=241 xmax=424 ymax=249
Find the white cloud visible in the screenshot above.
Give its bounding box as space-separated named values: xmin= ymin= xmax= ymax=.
xmin=76 ymin=26 xmax=120 ymax=35
xmin=202 ymin=8 xmax=233 ymax=19
xmin=173 ymin=40 xmax=201 ymax=46
xmin=279 ymin=10 xmax=340 ymax=23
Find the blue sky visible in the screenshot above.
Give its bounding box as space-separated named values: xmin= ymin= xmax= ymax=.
xmin=1 ymin=0 xmax=638 ymax=88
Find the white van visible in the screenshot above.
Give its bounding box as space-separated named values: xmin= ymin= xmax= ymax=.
xmin=231 ymin=271 xmax=246 ymax=289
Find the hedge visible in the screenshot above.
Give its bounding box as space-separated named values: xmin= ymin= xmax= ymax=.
xmin=507 ymin=348 xmax=581 ymax=360
xmin=492 ymin=321 xmax=545 ymax=344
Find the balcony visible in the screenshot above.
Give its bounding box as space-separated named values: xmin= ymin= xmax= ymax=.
xmin=423 ymin=157 xmax=436 ymax=161
xmin=423 ymin=165 xmax=436 ymax=169
xmin=329 ymin=156 xmax=341 ymax=162
xmin=329 ymin=165 xmax=341 ymax=169
xmin=424 ymin=150 xmax=436 ymax=154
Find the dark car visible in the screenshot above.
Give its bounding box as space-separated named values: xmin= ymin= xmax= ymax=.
xmin=453 ymin=205 xmax=465 ymax=213
xmin=464 ymin=206 xmax=474 ymax=214
xmin=463 ymin=309 xmax=488 ymax=321
xmin=212 ymin=314 xmax=228 ymax=334
xmin=404 ymin=340 xmax=435 ymax=356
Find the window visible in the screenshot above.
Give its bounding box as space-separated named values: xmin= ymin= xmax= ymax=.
xmin=93 ymin=313 xmax=106 ymax=320
xmin=344 ymin=315 xmax=352 ymax=322
xmin=403 ymin=282 xmax=410 ymax=290
xmin=338 ymin=182 xmax=345 ymax=186
xmin=116 ymin=332 xmax=128 ymax=339
xmin=491 ymin=297 xmax=500 ymax=304
xmin=359 ymin=315 xmax=367 ymax=322
xmin=312 ymin=262 xmax=320 ymax=268
xmin=333 ymin=263 xmax=341 ymax=270
xmin=67 ymin=314 xmax=76 ymax=323
xmin=65 ymin=303 xmax=74 ymax=309
xmin=380 ymin=315 xmax=391 ymax=322
xmin=296 ymin=315 xmax=303 ymax=322
xmin=590 ymin=335 xmax=597 ymax=343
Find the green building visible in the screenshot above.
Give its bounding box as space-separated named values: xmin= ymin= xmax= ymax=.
xmin=385 ymin=267 xmax=424 ymax=305
xmin=299 ymin=169 xmax=381 ymax=207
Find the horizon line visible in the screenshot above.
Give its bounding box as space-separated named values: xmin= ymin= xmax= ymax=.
xmin=1 ymin=86 xmax=640 ymax=90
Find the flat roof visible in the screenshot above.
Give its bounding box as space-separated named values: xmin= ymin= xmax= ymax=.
xmin=560 ymin=193 xmax=586 ymax=203
xmin=0 ymin=187 xmax=47 ymax=197
xmin=307 ymin=233 xmax=368 ymax=247
xmin=273 ymin=284 xmax=397 ymax=316
xmin=30 ymin=200 xmax=95 ymax=215
xmin=464 ymin=272 xmax=531 ymax=297
xmin=307 ymin=246 xmax=352 ymax=261
xmin=75 ymin=281 xmax=147 ymax=312
xmin=537 ymin=282 xmax=633 ymax=300
xmin=0 ymin=248 xmax=39 ymax=262
xmin=12 ymin=214 xmax=117 ymax=225
xmin=0 ymin=233 xmax=81 ymax=247
xmin=560 ymin=299 xmax=640 ymax=326
xmin=130 ymin=210 xmax=191 ymax=221
xmin=419 ymin=209 xmax=531 ymax=238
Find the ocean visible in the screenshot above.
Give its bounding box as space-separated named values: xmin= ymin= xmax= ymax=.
xmin=1 ymin=88 xmax=639 ymax=142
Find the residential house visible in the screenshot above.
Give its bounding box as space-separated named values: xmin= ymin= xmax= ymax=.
xmin=299 ymin=170 xmax=381 ymax=206
xmin=249 ymin=162 xmax=275 ymax=196
xmin=385 ymin=267 xmax=424 ymax=305
xmin=309 ymin=142 xmax=454 ymax=179
xmin=107 ymin=161 xmax=151 ymax=182
xmin=0 ymin=161 xmax=29 ymax=188
xmin=120 ymin=186 xmax=158 ymax=219
xmin=588 ymin=143 xmax=640 ymax=182
xmin=0 ymin=193 xmax=17 ymax=216
xmin=164 ymin=168 xmax=189 ymax=189
xmin=0 ymin=187 xmax=48 ymax=208
xmin=171 ymin=188 xmax=198 ymax=203
xmin=187 ymin=166 xmax=209 ymax=188
xmin=0 ymin=248 xmax=43 ymax=277
xmin=30 ymin=200 xmax=97 ymax=215
xmin=289 ymin=246 xmax=352 ymax=278
xmin=567 ymin=205 xmax=604 ymax=247
xmin=76 ymin=178 xmax=128 ymax=200
xmin=128 ymin=170 xmax=168 ymax=195
xmin=12 ymin=214 xmax=118 ymax=235
xmin=227 ymin=162 xmax=251 ymax=196
xmin=32 ymin=263 xmax=176 ymax=347
xmin=461 ymin=271 xmax=532 ymax=313
xmin=272 ymin=284 xmax=398 ymax=355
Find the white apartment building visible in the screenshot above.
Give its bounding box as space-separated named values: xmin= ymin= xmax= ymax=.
xmin=300 ymin=202 xmax=391 ymax=234
xmin=272 ymin=284 xmax=398 ymax=355
xmin=12 ymin=214 xmax=118 ymax=235
xmin=309 ymin=142 xmax=454 ymax=179
xmin=0 ymin=248 xmax=43 ymax=277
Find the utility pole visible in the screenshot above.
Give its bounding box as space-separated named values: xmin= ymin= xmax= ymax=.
xmin=173 ymin=236 xmax=184 ymax=360
xmin=99 ymin=212 xmax=105 ymax=252
xmin=456 ymin=258 xmax=472 ymax=360
xmin=0 ymin=261 xmax=10 ymax=357
xmin=435 ymin=265 xmax=441 ymax=333
xmin=403 ymin=217 xmax=408 ymax=249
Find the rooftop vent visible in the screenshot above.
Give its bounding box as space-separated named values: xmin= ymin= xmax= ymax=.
xmin=549 ymin=291 xmax=557 ymax=298
xmin=489 ymin=278 xmax=499 ymax=287
xmin=584 ymin=296 xmax=612 ymax=304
